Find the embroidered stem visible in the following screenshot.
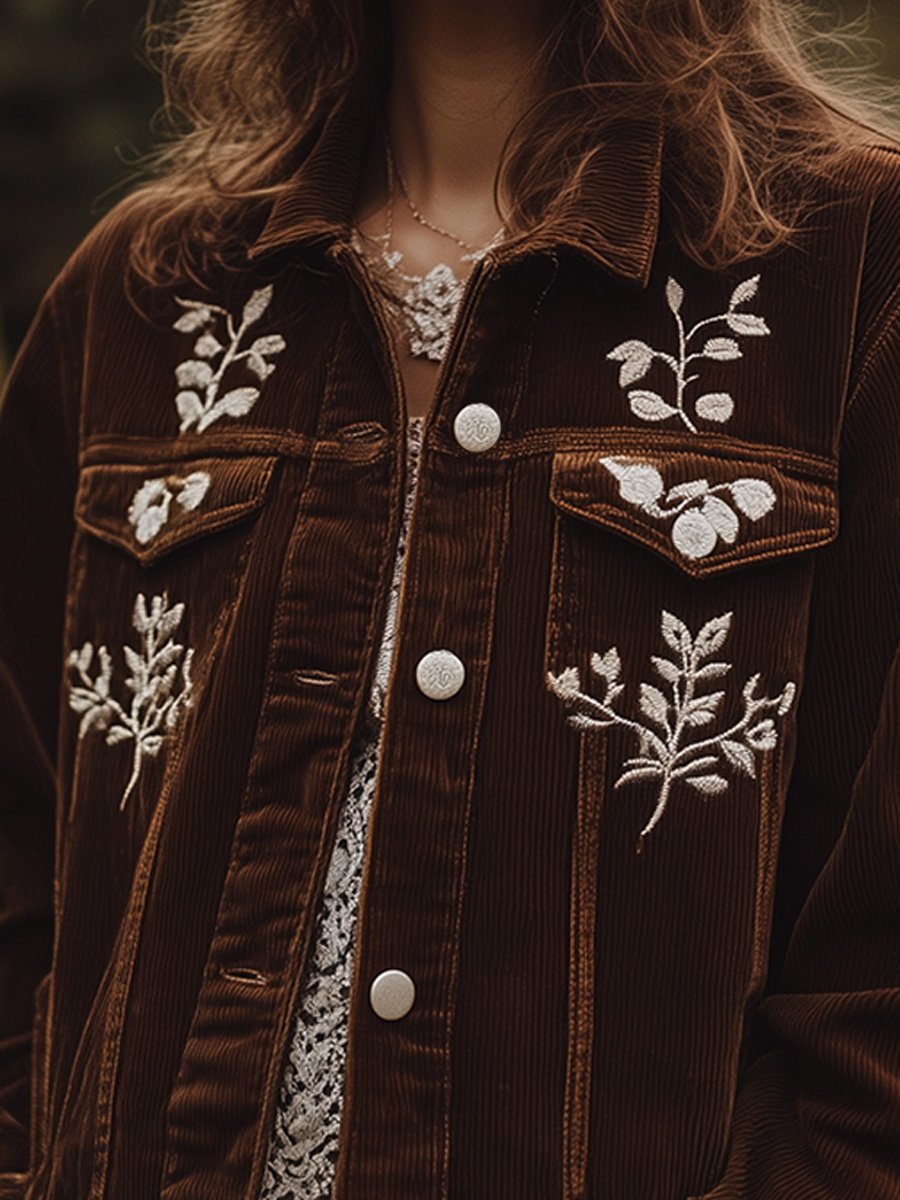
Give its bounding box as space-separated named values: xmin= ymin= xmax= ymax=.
xmin=547 ymin=610 xmax=795 ymax=848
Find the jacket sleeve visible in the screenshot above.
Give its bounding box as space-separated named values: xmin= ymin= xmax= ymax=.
xmin=0 ymin=282 xmax=79 ymax=1191
xmin=694 ymin=299 xmax=900 ymax=1198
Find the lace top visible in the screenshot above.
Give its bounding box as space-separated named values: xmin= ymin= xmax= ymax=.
xmin=258 ymin=415 xmax=426 ymax=1200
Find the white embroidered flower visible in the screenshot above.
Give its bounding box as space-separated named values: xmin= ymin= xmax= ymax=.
xmin=547 ymin=610 xmax=795 ymax=849
xmin=67 ymin=592 xmax=195 ymax=810
xmin=127 ymin=471 xmax=212 ymax=546
xmin=172 ymin=285 xmax=286 ymax=433
xmin=607 ymin=275 xmax=771 ymax=431
xmin=600 ymin=457 xmax=776 ymax=560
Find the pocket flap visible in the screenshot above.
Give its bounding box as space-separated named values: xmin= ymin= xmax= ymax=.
xmin=549 ymin=431 xmax=838 ymax=579
xmin=76 ymin=453 xmax=278 ymax=566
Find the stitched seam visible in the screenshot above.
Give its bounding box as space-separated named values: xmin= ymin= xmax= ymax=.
xmin=551 ymin=500 xmax=837 ymax=576
xmin=563 ymin=731 xmax=604 ymax=1200
xmin=848 ymin=291 xmax=900 ymax=410
xmin=507 ymin=256 xmax=558 ymax=428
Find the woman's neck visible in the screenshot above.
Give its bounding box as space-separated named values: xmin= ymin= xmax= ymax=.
xmin=385 ymin=0 xmax=553 ymax=245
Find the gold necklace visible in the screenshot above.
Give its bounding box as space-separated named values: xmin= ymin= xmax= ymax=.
xmin=353 ymin=134 xmax=505 ymax=363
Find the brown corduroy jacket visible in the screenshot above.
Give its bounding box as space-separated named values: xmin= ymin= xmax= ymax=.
xmin=1 ymin=106 xmax=899 ymax=1200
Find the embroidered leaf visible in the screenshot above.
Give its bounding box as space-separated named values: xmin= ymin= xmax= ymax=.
xmin=607 ymin=339 xmax=654 ymax=363
xmin=694 ymin=393 xmax=735 ymax=422
xmin=701 ymin=338 xmax=742 ymax=362
xmin=695 ymin=612 xmax=732 ymax=657
xmin=197 ymin=387 xmax=260 ymax=432
xmin=242 ymin=285 xmax=274 ymax=326
xmin=729 ymin=478 xmax=776 ymax=520
xmin=746 ymin=720 xmax=778 ymax=751
xmin=195 ymin=334 xmax=223 ymax=359
xmin=675 ymin=755 xmax=720 ymax=776
xmin=547 ymin=667 xmax=581 ymax=699
xmin=246 ymin=353 xmax=276 ymax=381
xmin=590 ymin=647 xmax=622 ymax=684
xmin=628 ymin=390 xmax=678 ymax=422
xmin=665 ymin=479 xmax=709 ymax=504
xmin=685 ymin=774 xmax=730 ymax=795
xmin=157 ymin=603 xmax=186 ymax=642
xmin=721 ymin=739 xmax=756 ymax=778
xmin=672 ymin=510 xmax=718 ymax=559
xmin=607 ymin=340 xmax=655 ymax=387
xmin=639 ymin=683 xmax=670 ymax=729
xmin=651 ymin=655 xmax=680 ymax=684
xmin=176 ymin=390 xmax=204 ymax=432
xmin=729 ymin=275 xmax=760 ymax=309
xmin=176 ymin=360 xmax=214 ymax=390
xmin=142 ymin=735 xmax=165 ymax=757
xmin=615 ymin=766 xmax=663 ymax=789
xmin=701 ymin=496 xmax=739 ymax=544
xmin=80 ymin=706 xmax=112 ymax=738
xmin=173 ymin=307 xmax=211 ymax=334
xmin=778 ymin=682 xmax=796 ymax=716
xmin=726 ymin=312 xmax=770 ymax=337
xmin=601 ymin=458 xmax=664 ymax=507
xmin=176 ymin=472 xmax=211 ymax=512
xmin=666 ymin=277 xmax=684 ymax=315
xmin=250 ymin=334 xmax=287 ymax=356
xmin=695 ymin=661 xmax=731 ymax=681
xmin=68 ymin=688 xmax=97 ymax=714
xmin=661 ymin=610 xmax=691 ymax=656
xmin=105 ymin=725 xmax=133 ymax=746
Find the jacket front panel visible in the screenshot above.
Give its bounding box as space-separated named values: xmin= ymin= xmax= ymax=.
xmin=0 ymin=129 xmax=898 ymax=1200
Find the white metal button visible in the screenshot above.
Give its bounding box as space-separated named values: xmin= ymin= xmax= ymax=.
xmin=416 ymin=649 xmax=466 ymax=700
xmin=370 ymin=969 xmax=416 ymax=1021
xmin=453 ymin=403 xmax=502 ymax=452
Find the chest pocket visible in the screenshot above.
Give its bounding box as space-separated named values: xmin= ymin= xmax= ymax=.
xmin=64 ymin=450 xmax=279 ymax=816
xmin=543 ymin=426 xmax=840 ymax=868
xmin=545 ymin=428 xmax=838 ymax=677
xmin=75 ymin=451 xmax=278 ymax=566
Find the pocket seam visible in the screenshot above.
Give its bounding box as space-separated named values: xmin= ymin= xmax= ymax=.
xmin=74 ymin=455 xmax=278 ymax=566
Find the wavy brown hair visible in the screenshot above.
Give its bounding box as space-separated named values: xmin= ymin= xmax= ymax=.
xmin=130 ymin=0 xmax=900 ymax=284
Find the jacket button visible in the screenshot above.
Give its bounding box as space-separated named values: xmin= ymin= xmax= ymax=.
xmin=370 ymin=969 xmax=416 ymax=1021
xmin=416 ymin=649 xmax=465 ymax=700
xmin=453 ymin=403 xmax=501 ymax=452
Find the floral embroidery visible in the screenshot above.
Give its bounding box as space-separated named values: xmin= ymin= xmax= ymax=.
xmin=67 ymin=593 xmax=195 ymax=810
xmin=172 ymin=285 xmax=286 ymax=433
xmin=600 ymin=458 xmax=776 ymax=559
xmin=127 ymin=471 xmax=212 ymax=546
xmin=607 ymin=275 xmax=771 ymax=431
xmin=547 ymin=610 xmax=795 ymax=849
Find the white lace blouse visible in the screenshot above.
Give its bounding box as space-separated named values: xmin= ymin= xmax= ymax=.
xmin=258 ymin=415 xmax=426 ymax=1200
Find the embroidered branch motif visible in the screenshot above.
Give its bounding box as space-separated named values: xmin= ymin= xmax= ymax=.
xmin=67 ymin=593 xmax=195 ymax=810
xmin=547 ymin=610 xmax=795 ymax=850
xmin=127 ymin=471 xmax=211 ymax=546
xmin=172 ymin=285 xmax=286 ymax=433
xmin=607 ymin=275 xmax=771 ymax=431
xmin=600 ymin=458 xmax=776 ymax=560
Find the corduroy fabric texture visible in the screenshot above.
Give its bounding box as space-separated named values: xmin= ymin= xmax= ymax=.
xmin=0 ymin=102 xmax=898 ymax=1200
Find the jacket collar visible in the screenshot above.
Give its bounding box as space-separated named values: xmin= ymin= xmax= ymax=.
xmin=248 ymin=88 xmax=664 ymax=288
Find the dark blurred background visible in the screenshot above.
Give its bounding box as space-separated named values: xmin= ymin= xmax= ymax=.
xmin=1 ymin=1 xmax=898 ymax=367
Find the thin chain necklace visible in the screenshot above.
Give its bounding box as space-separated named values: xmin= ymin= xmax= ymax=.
xmin=353 ymin=133 xmax=505 ymax=363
